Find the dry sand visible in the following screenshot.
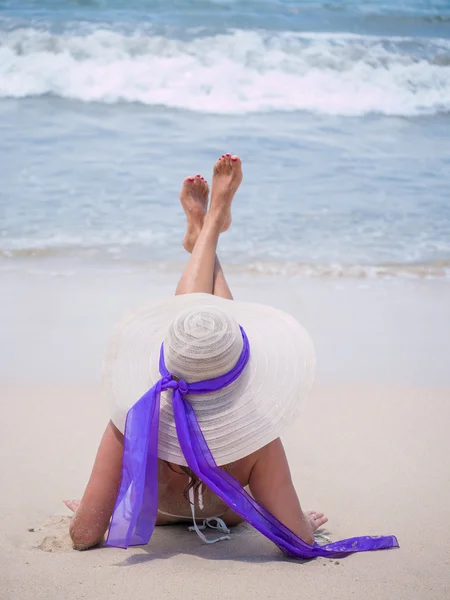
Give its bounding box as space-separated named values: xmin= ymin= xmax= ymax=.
xmin=2 ymin=268 xmax=450 ymax=598
xmin=1 ymin=381 xmax=449 ymax=600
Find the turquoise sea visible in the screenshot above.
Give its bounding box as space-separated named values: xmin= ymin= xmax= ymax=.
xmin=1 ymin=0 xmax=450 ymax=278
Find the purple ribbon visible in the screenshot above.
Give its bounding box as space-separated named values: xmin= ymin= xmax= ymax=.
xmin=106 ymin=327 xmax=399 ymax=557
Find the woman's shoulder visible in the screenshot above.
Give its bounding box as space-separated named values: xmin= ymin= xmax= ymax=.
xmin=226 ymin=438 xmax=284 ymax=485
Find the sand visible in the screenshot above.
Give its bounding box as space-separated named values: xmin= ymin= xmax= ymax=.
xmin=1 ymin=382 xmax=449 ymax=600
xmin=1 ymin=268 xmax=450 ymax=599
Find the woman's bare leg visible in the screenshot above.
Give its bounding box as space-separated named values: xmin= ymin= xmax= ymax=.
xmin=175 ymin=155 xmax=242 ymax=527
xmin=177 ymin=154 xmax=242 ymax=299
xmin=212 ymin=256 xmax=233 ymax=300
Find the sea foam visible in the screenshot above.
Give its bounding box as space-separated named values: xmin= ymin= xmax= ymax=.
xmin=1 ymin=26 xmax=450 ymax=115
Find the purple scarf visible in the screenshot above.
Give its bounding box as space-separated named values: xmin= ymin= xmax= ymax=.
xmin=106 ymin=327 xmax=399 ymax=557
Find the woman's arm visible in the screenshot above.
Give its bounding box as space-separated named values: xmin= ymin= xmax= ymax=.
xmin=248 ymin=438 xmax=326 ymax=546
xmin=69 ymin=421 xmax=124 ymax=550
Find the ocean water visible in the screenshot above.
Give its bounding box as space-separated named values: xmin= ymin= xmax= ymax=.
xmin=1 ymin=0 xmax=450 ymax=278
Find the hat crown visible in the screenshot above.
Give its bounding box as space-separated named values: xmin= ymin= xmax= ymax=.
xmin=164 ymin=306 xmax=243 ymax=383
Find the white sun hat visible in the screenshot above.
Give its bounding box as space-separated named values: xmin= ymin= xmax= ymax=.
xmin=103 ymin=293 xmax=315 ymax=467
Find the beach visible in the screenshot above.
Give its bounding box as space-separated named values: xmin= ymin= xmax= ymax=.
xmin=1 ymin=269 xmax=450 ymax=599
xmin=2 ymin=0 xmax=450 ymax=597
xmin=2 ymin=382 xmax=450 ymax=600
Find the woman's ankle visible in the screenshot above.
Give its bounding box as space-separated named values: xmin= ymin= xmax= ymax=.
xmin=203 ymin=210 xmax=225 ymax=232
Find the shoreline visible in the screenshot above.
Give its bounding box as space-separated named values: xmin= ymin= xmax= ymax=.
xmin=2 ymin=266 xmax=450 ymax=387
xmin=2 ymin=255 xmax=450 ymax=280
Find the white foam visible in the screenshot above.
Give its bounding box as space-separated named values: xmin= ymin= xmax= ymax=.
xmin=2 ymin=243 xmax=450 ymax=280
xmin=0 ymin=26 xmax=450 ymax=115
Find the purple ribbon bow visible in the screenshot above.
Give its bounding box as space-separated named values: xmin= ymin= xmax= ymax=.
xmin=106 ymin=327 xmax=399 ymax=558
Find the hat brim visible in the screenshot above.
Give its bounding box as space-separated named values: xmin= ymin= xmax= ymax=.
xmin=103 ymin=293 xmax=316 ymax=466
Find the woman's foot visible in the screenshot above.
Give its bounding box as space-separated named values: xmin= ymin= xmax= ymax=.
xmin=209 ymin=154 xmax=243 ymax=232
xmin=180 ymin=174 xmax=209 ymax=253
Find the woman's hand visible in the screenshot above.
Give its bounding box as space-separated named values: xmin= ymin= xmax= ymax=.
xmin=305 ymin=510 xmax=328 ymax=532
xmin=63 ymin=499 xmax=80 ymax=513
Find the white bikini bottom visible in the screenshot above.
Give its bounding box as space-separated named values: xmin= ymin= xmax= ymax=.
xmin=158 ymin=482 xmax=231 ymax=544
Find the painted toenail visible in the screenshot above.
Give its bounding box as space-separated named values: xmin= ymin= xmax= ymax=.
xmin=188 ymin=177 xmax=194 ymax=181
xmin=226 ymin=153 xmax=231 ymax=156
xmin=231 ymin=157 xmax=238 ymax=162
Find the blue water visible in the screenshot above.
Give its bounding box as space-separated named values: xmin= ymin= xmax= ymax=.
xmin=1 ymin=0 xmax=450 ymax=277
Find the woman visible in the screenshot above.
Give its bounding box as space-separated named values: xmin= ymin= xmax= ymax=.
xmin=65 ymin=154 xmax=397 ymax=558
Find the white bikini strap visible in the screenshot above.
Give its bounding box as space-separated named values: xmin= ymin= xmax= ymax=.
xmin=188 ymin=480 xmax=231 ymax=544
xmin=198 ymin=483 xmax=204 ymax=510
xmin=203 ymin=517 xmax=231 ymax=534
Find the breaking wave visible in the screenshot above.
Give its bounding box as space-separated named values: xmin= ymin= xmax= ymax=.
xmin=1 ymin=25 xmax=450 ymax=115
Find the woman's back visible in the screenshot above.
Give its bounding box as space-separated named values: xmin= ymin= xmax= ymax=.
xmin=156 ymin=454 xmax=255 ymax=524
